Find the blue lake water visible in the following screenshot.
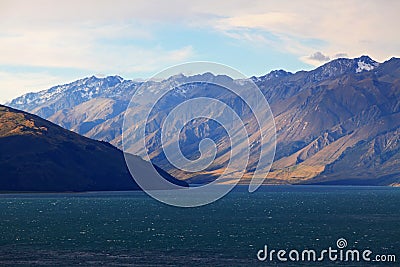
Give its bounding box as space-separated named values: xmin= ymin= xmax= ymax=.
xmin=0 ymin=186 xmax=399 ymax=266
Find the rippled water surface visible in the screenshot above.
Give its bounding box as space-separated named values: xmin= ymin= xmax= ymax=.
xmin=0 ymin=186 xmax=399 ymax=266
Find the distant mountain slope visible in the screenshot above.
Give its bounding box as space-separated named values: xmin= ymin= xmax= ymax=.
xmin=0 ymin=105 xmax=187 ymax=191
xmin=9 ymin=76 xmax=140 ymax=144
xmin=8 ymin=56 xmax=400 ymax=185
xmin=309 ymin=125 xmax=400 ymax=185
xmin=266 ymin=57 xmax=400 ymax=185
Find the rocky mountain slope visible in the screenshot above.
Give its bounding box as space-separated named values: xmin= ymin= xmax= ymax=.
xmin=0 ymin=105 xmax=187 ymax=191
xmin=8 ymin=56 xmax=400 ymax=185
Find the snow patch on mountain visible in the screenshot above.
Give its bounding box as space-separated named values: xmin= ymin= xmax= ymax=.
xmin=356 ymin=60 xmax=379 ymax=73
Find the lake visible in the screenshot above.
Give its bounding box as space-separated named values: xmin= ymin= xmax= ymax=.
xmin=0 ymin=186 xmax=399 ymax=266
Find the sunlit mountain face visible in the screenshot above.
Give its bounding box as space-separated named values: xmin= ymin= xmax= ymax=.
xmin=8 ymin=56 xmax=400 ymax=186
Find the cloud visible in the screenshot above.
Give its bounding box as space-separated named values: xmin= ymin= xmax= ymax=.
xmin=0 ymin=22 xmax=194 ymax=73
xmin=0 ymin=1 xmax=200 ymax=101
xmin=206 ymin=1 xmax=400 ymax=64
xmin=2 ymin=1 xmax=399 ymax=68
xmin=308 ymin=52 xmax=330 ymax=62
xmin=0 ymin=1 xmax=198 ymax=76
xmin=0 ymin=0 xmax=399 ymax=101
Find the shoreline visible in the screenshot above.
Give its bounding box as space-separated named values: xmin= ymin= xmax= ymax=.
xmin=1 ymin=184 xmax=399 ymax=195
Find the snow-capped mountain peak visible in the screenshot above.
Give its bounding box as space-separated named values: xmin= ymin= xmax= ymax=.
xmin=356 ymin=56 xmax=380 ymax=73
xmin=7 ymin=75 xmax=141 ymax=118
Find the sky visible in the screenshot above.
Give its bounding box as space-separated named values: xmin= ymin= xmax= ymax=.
xmin=0 ymin=0 xmax=399 ymax=103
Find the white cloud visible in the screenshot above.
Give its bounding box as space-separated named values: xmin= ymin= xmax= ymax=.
xmin=1 ymin=0 xmax=399 ymax=68
xmin=0 ymin=0 xmax=399 ymax=101
xmin=0 ymin=22 xmax=193 ymax=72
xmin=208 ymin=1 xmax=399 ymax=65
xmin=0 ymin=0 xmax=197 ymax=80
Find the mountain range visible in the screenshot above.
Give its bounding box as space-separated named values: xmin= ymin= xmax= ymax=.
xmin=8 ymin=56 xmax=400 ymax=186
xmin=0 ymin=105 xmax=187 ymax=191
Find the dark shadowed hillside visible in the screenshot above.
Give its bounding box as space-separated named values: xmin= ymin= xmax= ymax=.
xmin=0 ymin=105 xmax=187 ymax=191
